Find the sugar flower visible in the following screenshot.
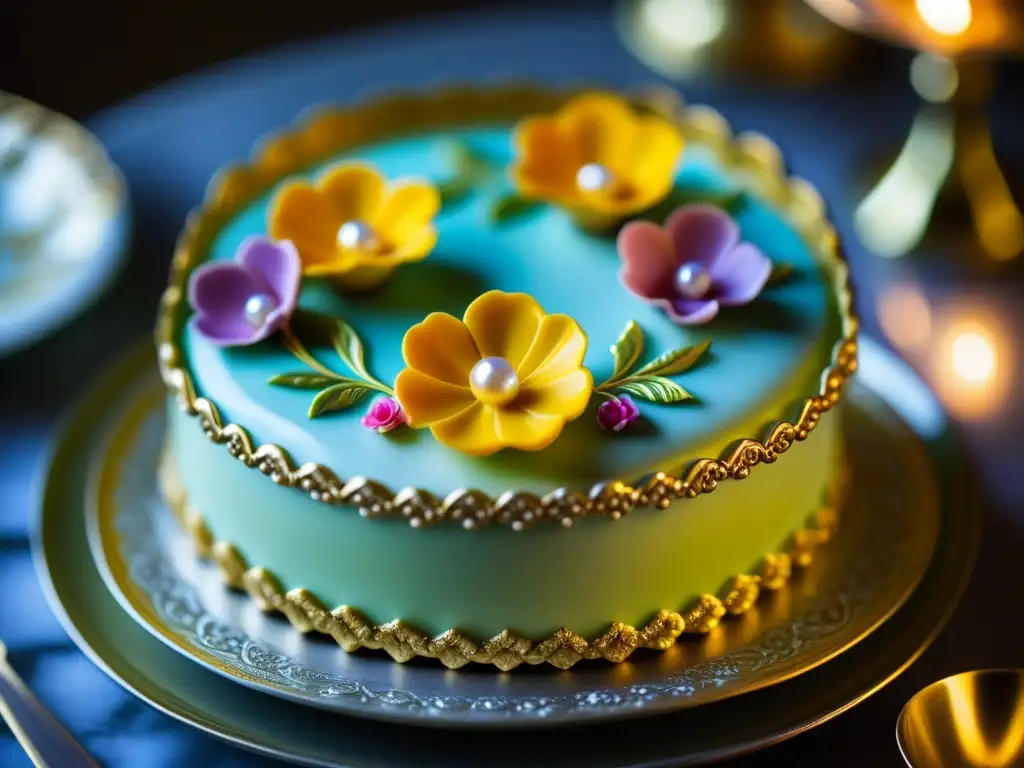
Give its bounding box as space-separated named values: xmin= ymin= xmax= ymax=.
xmin=269 ymin=161 xmax=440 ymax=291
xmin=511 ymin=92 xmax=684 ymax=228
xmin=597 ymin=395 xmax=640 ymax=432
xmin=394 ymin=291 xmax=593 ymax=456
xmin=187 ymin=236 xmax=300 ymax=346
xmin=617 ymin=204 xmax=771 ymax=325
xmin=361 ymin=396 xmax=406 ymax=433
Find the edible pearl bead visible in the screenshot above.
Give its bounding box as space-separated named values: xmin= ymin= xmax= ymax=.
xmin=469 ymin=357 xmax=520 ymax=406
xmin=576 ymin=162 xmax=615 ymax=192
xmin=244 ymin=293 xmax=277 ymax=328
xmin=673 ymin=262 xmax=712 ymax=300
xmin=337 ymin=219 xmax=379 ymax=251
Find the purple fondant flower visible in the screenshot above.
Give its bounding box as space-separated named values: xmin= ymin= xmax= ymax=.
xmin=188 ymin=236 xmax=301 ymax=346
xmin=362 ymin=396 xmax=406 ymax=433
xmin=617 ymin=204 xmax=772 ymax=325
xmin=597 ymin=395 xmax=640 ymax=432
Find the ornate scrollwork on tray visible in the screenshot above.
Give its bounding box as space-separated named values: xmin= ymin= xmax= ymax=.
xmin=156 ymin=83 xmax=859 ymax=530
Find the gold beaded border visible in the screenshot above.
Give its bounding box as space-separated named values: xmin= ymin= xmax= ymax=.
xmin=160 ymin=452 xmax=842 ymax=670
xmin=155 ymin=83 xmax=859 ymax=531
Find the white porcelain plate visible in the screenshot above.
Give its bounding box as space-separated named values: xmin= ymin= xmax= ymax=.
xmin=0 ymin=91 xmax=130 ymax=357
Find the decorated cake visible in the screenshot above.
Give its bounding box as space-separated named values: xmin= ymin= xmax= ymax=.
xmin=156 ymin=86 xmax=857 ymax=670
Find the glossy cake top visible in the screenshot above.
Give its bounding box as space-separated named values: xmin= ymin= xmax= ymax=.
xmin=160 ymin=88 xmax=856 ymax=521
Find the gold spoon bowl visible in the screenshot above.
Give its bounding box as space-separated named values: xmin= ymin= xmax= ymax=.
xmin=898 ymin=669 xmax=1024 ymax=767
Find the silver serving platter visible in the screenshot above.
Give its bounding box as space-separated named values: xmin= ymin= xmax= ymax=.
xmin=33 ymin=338 xmax=978 ymax=765
xmin=84 ymin=342 xmax=942 ymax=728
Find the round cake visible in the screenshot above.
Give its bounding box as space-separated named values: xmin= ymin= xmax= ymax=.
xmin=157 ymin=86 xmax=857 ymax=670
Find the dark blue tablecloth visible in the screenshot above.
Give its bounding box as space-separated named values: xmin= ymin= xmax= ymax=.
xmin=2 ymin=5 xmax=1023 ymax=766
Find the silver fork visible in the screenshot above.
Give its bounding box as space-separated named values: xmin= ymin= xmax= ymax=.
xmin=0 ymin=639 xmax=100 ymax=767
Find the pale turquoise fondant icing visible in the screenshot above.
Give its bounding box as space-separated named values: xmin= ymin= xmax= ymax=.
xmin=182 ymin=126 xmax=839 ymax=496
xmin=170 ymin=399 xmax=840 ymax=639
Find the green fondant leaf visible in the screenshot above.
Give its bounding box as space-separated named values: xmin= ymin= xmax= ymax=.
xmin=615 ymin=376 xmax=694 ymax=404
xmin=635 ymin=340 xmax=711 ymax=378
xmin=438 ymin=178 xmax=473 ymax=208
xmin=722 ymin=190 xmax=750 ymax=215
xmin=329 ymin=317 xmax=371 ymax=382
xmin=767 ymin=262 xmax=795 ymax=285
xmin=307 ymin=382 xmax=371 ymax=418
xmin=609 ymin=321 xmax=645 ymax=382
xmin=448 ymin=140 xmax=492 ymax=180
xmin=640 ymin=188 xmax=749 ymax=224
xmin=268 ymin=372 xmax=338 ymax=389
xmin=292 ymin=309 xmax=371 ymax=380
xmin=489 ymin=193 xmax=540 ymax=224
xmin=437 ymin=140 xmax=495 ymax=210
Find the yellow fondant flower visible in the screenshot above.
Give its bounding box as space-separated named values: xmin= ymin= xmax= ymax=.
xmin=394 ymin=291 xmax=593 ymax=456
xmin=510 ymin=92 xmax=684 ymax=227
xmin=268 ymin=161 xmax=440 ymax=291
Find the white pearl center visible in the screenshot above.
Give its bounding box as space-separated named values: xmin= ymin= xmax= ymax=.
xmin=673 ymin=262 xmax=713 ymax=300
xmin=244 ymin=293 xmax=277 ymax=328
xmin=469 ymin=356 xmax=520 ymax=406
xmin=576 ymin=162 xmax=615 ymax=192
xmin=337 ymin=219 xmax=379 ymax=251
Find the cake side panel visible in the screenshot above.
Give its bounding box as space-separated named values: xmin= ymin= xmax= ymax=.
xmin=166 ymin=394 xmax=841 ymax=641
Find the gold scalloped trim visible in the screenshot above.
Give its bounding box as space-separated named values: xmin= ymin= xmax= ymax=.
xmin=156 ymin=83 xmax=858 ymax=530
xmin=160 ymin=452 xmax=841 ymax=670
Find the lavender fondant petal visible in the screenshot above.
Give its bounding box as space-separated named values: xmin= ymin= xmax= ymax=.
xmin=188 ymin=260 xmax=264 ymax=318
xmin=238 ymin=236 xmax=302 ymax=316
xmin=191 ymin=313 xmax=266 ymax=347
xmin=188 ymin=260 xmax=277 ymax=345
xmin=711 ymin=242 xmax=772 ymax=307
xmin=660 ymin=297 xmax=720 ymax=325
xmin=616 ymin=220 xmax=676 ymax=299
xmin=666 ymin=204 xmax=740 ymax=269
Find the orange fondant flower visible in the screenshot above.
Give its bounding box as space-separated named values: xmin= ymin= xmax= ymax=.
xmin=510 ymin=92 xmax=684 ymax=227
xmin=268 ymin=161 xmax=440 ymax=291
xmin=394 ymin=291 xmax=593 ymax=456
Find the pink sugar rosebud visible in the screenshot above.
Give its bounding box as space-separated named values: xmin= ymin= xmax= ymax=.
xmin=597 ymin=395 xmax=640 ymax=432
xmin=361 ymin=396 xmax=407 ymax=433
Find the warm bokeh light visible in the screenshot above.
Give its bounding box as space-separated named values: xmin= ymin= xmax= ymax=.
xmin=931 ymin=307 xmax=1012 ymax=421
xmin=916 ymin=0 xmax=973 ymax=37
xmin=950 ymin=332 xmax=995 ymax=383
xmin=877 ymin=283 xmax=932 ymax=351
xmin=637 ymin=0 xmax=727 ymax=53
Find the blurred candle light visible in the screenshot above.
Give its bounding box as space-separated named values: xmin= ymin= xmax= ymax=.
xmin=931 ymin=308 xmax=1011 ymax=421
xmin=916 ymin=0 xmax=973 ymax=37
xmin=951 ymin=331 xmax=995 ymax=384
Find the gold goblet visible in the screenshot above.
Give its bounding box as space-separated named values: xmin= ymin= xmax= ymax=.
xmin=805 ymin=0 xmax=1024 ymax=262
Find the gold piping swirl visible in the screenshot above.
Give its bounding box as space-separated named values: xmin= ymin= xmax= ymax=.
xmin=160 ymin=455 xmax=842 ymax=670
xmin=155 ymin=84 xmax=859 ymax=530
